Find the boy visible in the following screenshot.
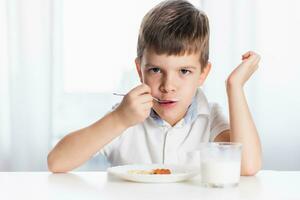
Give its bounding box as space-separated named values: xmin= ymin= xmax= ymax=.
xmin=48 ymin=0 xmax=262 ymax=175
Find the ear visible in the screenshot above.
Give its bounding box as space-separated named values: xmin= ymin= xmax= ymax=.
xmin=198 ymin=62 xmax=211 ymax=86
xmin=135 ymin=58 xmax=143 ymax=83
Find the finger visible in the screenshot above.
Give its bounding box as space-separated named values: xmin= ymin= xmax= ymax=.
xmin=129 ymin=84 xmax=151 ymax=97
xmin=242 ymin=54 xmax=260 ymax=65
xmin=242 ymin=51 xmax=255 ymax=57
xmin=251 ymin=58 xmax=260 ymax=69
xmin=242 ymin=51 xmax=257 ymax=60
xmin=255 ymin=54 xmax=261 ymax=62
xmin=242 ymin=52 xmax=251 ymax=60
xmin=143 ymin=102 xmax=153 ymax=110
xmin=249 ymin=54 xmax=261 ymax=66
xmin=137 ymin=94 xmax=154 ymax=104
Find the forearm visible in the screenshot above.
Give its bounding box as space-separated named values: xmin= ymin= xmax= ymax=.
xmin=227 ymin=83 xmax=262 ymax=176
xmin=47 ymin=111 xmax=127 ymax=172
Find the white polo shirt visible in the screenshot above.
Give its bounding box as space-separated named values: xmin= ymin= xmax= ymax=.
xmin=100 ymin=88 xmax=230 ymax=166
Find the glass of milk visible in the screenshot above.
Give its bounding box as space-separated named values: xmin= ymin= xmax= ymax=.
xmin=200 ymin=142 xmax=242 ymax=188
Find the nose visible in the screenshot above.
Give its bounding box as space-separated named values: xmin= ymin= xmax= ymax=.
xmin=159 ymin=74 xmax=176 ymax=93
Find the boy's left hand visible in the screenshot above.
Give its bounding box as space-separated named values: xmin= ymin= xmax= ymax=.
xmin=227 ymin=51 xmax=261 ymax=88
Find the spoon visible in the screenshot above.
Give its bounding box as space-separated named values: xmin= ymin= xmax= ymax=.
xmin=113 ymin=93 xmax=180 ymax=104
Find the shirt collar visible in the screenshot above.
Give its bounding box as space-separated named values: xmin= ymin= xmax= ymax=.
xmin=195 ymin=87 xmax=210 ymax=116
xmin=149 ymin=109 xmax=165 ymax=126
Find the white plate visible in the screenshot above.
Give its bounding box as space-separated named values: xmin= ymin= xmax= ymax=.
xmin=107 ymin=164 xmax=200 ymax=183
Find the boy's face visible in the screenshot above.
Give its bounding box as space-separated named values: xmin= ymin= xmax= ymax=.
xmin=135 ymin=49 xmax=211 ymax=126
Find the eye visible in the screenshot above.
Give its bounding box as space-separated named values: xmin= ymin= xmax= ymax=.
xmin=180 ymin=69 xmax=191 ymax=75
xmin=149 ymin=67 xmax=161 ymax=73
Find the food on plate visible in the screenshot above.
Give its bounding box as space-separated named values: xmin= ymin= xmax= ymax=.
xmin=128 ymin=170 xmax=152 ymax=175
xmin=128 ymin=168 xmax=171 ymax=175
xmin=153 ymin=168 xmax=171 ymax=174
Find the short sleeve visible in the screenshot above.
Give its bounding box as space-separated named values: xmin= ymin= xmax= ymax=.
xmin=99 ymin=135 xmax=121 ymax=158
xmin=209 ymin=103 xmax=230 ymax=141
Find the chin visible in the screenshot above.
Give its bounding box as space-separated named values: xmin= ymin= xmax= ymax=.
xmin=154 ymin=107 xmax=183 ymax=121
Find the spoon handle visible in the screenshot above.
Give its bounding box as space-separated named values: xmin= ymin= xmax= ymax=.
xmin=113 ymin=93 xmax=160 ymax=102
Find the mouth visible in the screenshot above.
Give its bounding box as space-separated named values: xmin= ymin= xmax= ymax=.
xmin=158 ymin=100 xmax=178 ymax=104
xmin=157 ymin=99 xmax=179 ymax=105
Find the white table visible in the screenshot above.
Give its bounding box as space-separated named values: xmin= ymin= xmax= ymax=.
xmin=0 ymin=170 xmax=299 ymax=200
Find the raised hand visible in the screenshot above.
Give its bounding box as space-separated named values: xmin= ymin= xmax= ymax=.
xmin=227 ymin=51 xmax=261 ymax=88
xmin=114 ymin=84 xmax=154 ymax=128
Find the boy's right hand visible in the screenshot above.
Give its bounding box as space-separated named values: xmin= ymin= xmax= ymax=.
xmin=113 ymin=84 xmax=154 ymax=128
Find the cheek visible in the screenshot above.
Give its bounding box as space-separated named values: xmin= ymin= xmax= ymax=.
xmin=180 ymin=79 xmax=199 ymax=96
xmin=144 ymin=77 xmax=161 ymax=94
xmin=146 ymin=80 xmax=159 ymax=92
xmin=143 ymin=75 xmax=151 ymax=85
xmin=143 ymin=73 xmax=158 ymax=85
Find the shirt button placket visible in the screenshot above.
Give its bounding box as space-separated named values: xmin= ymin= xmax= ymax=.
xmin=163 ymin=128 xmax=177 ymax=164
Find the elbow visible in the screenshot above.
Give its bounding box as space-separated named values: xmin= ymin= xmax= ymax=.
xmin=241 ymin=162 xmax=262 ymax=176
xmin=47 ymin=152 xmax=68 ymax=173
xmin=241 ymin=168 xmax=259 ymax=176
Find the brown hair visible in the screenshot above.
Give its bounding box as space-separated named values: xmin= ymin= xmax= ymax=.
xmin=137 ymin=0 xmax=210 ymax=69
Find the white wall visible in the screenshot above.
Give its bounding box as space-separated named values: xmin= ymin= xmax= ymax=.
xmin=0 ymin=0 xmax=53 ymax=171
xmin=255 ymin=0 xmax=300 ymax=170
xmin=203 ymin=0 xmax=300 ymax=170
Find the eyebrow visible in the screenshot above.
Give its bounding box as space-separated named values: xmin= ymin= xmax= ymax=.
xmin=144 ymin=63 xmax=197 ymax=69
xmin=144 ymin=63 xmax=158 ymax=68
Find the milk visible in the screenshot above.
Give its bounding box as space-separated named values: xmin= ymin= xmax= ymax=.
xmin=201 ymin=160 xmax=241 ymax=186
